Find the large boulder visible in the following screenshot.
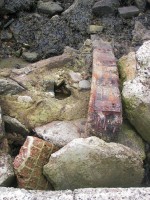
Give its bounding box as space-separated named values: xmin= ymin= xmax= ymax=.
xmin=122 ymin=41 xmax=150 ymax=142
xmin=13 ymin=136 xmax=58 ymax=190
xmin=0 ymin=153 xmax=15 ymax=186
xmin=43 ymin=137 xmax=144 ymax=190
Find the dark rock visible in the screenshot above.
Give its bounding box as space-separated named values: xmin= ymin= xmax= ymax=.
xmin=92 ymin=0 xmax=120 ymax=17
xmin=1 ymin=30 xmax=13 ymax=41
xmin=10 ymin=0 xmax=95 ymax=58
xmin=0 ymin=0 xmax=4 ymax=8
xmin=118 ymin=6 xmax=140 ymax=18
xmin=1 ymin=0 xmax=37 ymax=14
xmin=135 ymin=0 xmax=146 ymax=11
xmin=0 ymin=107 xmax=5 ymax=140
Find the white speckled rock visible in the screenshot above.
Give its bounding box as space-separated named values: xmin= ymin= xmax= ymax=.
xmin=122 ymin=41 xmax=150 ymax=142
xmin=43 ymin=137 xmax=144 ymax=190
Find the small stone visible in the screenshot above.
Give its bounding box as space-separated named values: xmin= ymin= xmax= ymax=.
xmin=0 ymin=107 xmax=4 ymax=139
xmin=92 ymin=0 xmax=120 ymax=17
xmin=0 ymin=0 xmax=4 ymax=8
xmin=37 ymin=1 xmax=63 ymax=15
xmin=0 ymin=30 xmax=12 ymax=41
xmin=13 ymin=136 xmax=58 ymax=190
xmin=22 ymin=52 xmax=39 ymax=63
xmin=0 ymin=153 xmax=15 ymax=187
xmin=135 ymin=0 xmax=146 ymax=11
xmin=17 ymin=96 xmax=33 ymax=103
xmin=88 ymin=25 xmax=103 ymax=34
xmin=79 ymin=80 xmax=91 ymax=90
xmin=118 ymin=6 xmax=140 ymax=18
xmin=69 ymin=71 xmax=82 ymax=83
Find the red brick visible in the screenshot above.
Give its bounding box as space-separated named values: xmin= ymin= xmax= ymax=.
xmin=86 ymin=39 xmax=122 ymax=142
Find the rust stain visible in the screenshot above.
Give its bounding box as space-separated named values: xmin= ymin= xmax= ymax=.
xmin=86 ymin=40 xmax=122 ymax=142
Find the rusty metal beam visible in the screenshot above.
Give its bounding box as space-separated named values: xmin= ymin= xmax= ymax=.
xmin=86 ymin=39 xmax=122 ymax=142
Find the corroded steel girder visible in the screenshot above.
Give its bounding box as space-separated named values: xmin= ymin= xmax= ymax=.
xmin=86 ymin=39 xmax=122 ymax=142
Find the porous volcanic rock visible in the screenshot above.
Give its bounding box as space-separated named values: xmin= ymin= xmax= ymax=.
xmin=43 ymin=137 xmax=144 ymax=190
xmin=13 ymin=136 xmax=58 ymax=190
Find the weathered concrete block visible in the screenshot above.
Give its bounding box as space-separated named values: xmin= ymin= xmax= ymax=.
xmin=13 ymin=136 xmax=58 ymax=190
xmin=86 ymin=39 xmax=122 ymax=142
xmin=118 ymin=6 xmax=139 ymax=18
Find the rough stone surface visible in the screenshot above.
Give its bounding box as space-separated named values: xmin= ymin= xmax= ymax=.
xmin=35 ymin=119 xmax=87 ymax=148
xmin=13 ymin=136 xmax=58 ymax=190
xmin=43 ymin=137 xmax=144 ymax=190
xmin=135 ymin=0 xmax=146 ymax=10
xmin=132 ymin=21 xmax=150 ymax=45
xmin=88 ymin=25 xmax=103 ymax=34
xmin=0 ymin=46 xmax=91 ymax=130
xmin=117 ymin=121 xmax=146 ymax=160
xmin=86 ymin=39 xmax=122 ymax=142
xmin=122 ymin=41 xmax=150 ymax=142
xmin=92 ymin=0 xmax=120 ymax=17
xmin=10 ymin=0 xmax=95 ymax=58
xmin=69 ymin=71 xmax=82 ymax=83
xmin=3 ymin=115 xmax=29 ymax=135
xmin=0 ymin=78 xmax=25 ymax=95
xmin=37 ymin=1 xmax=63 ymax=15
xmin=0 ymin=153 xmax=15 ymax=186
xmin=79 ymin=80 xmax=91 ymax=90
xmin=118 ymin=52 xmax=137 ymax=84
xmin=118 ymin=6 xmax=139 ymax=18
xmin=1 ymin=187 xmax=150 ymax=200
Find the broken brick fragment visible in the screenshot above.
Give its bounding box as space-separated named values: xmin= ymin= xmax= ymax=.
xmin=13 ymin=136 xmax=58 ymax=190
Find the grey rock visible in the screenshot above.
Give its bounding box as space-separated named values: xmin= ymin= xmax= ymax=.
xmin=79 ymin=80 xmax=91 ymax=90
xmin=135 ymin=0 xmax=146 ymax=11
xmin=117 ymin=121 xmax=146 ymax=160
xmin=1 ymin=30 xmax=13 ymax=41
xmin=0 ymin=78 xmax=25 ymax=95
xmin=10 ymin=0 xmax=95 ymax=58
xmin=37 ymin=1 xmax=63 ymax=15
xmin=43 ymin=137 xmax=144 ymax=190
xmin=118 ymin=6 xmax=139 ymax=18
xmin=92 ymin=0 xmax=120 ymax=17
xmin=132 ymin=21 xmax=150 ymax=45
xmin=3 ymin=115 xmax=29 ymax=135
xmin=122 ymin=40 xmax=150 ymax=142
xmin=0 ymin=153 xmax=15 ymax=186
xmin=35 ymin=119 xmax=87 ymax=148
xmin=22 ymin=52 xmax=40 ymax=63
xmin=0 ymin=0 xmax=4 ymax=8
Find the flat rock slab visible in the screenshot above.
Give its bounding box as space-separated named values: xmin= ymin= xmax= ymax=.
xmin=118 ymin=6 xmax=139 ymax=18
xmin=86 ymin=39 xmax=122 ymax=142
xmin=35 ymin=119 xmax=87 ymax=148
xmin=1 ymin=187 xmax=150 ymax=200
xmin=13 ymin=136 xmax=58 ymax=190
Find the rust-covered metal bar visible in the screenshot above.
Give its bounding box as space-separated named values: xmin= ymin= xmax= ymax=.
xmin=86 ymin=39 xmax=122 ymax=142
